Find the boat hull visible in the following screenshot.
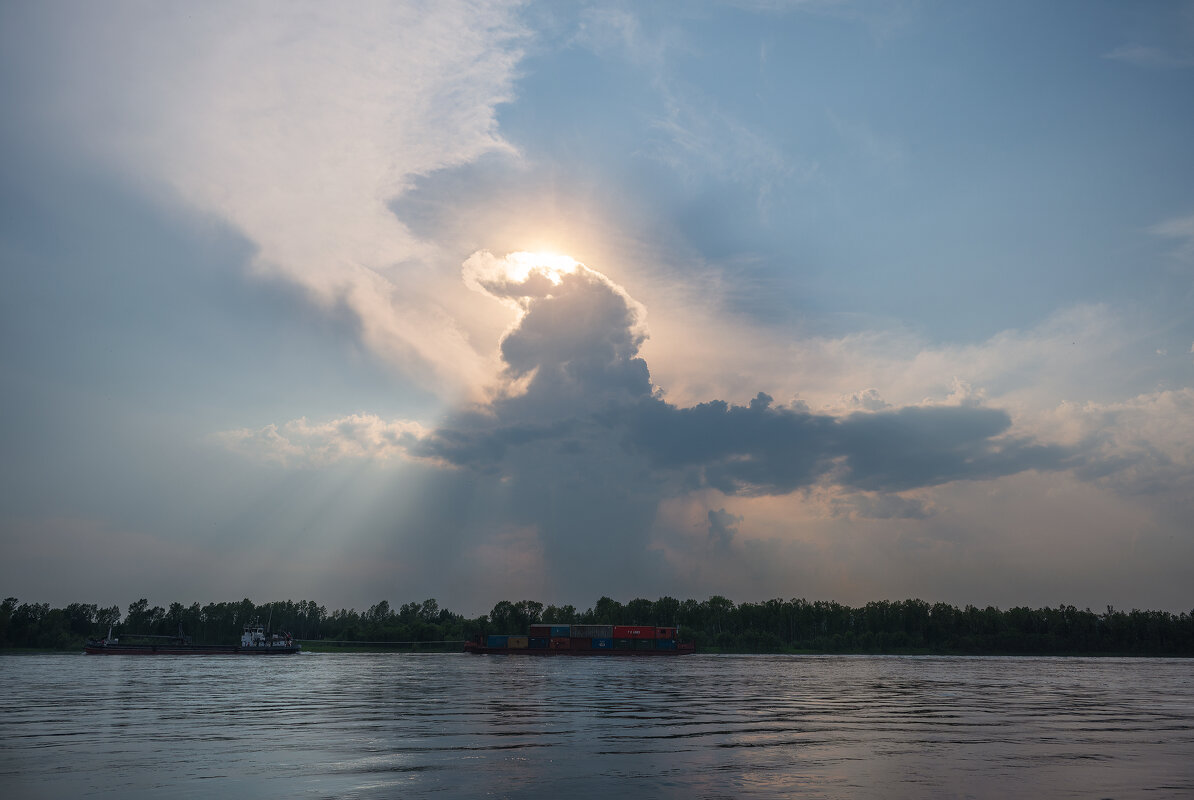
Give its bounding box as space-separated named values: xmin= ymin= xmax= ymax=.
xmin=84 ymin=644 xmax=301 ymax=655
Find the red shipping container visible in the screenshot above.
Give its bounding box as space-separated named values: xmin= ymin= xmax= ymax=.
xmin=549 ymin=637 xmax=570 ymax=650
xmin=528 ymin=625 xmax=552 ymax=638
xmin=569 ymin=637 xmax=591 ymax=651
xmin=655 ymin=627 xmax=676 ymax=639
xmin=613 ymin=625 xmax=655 ymax=639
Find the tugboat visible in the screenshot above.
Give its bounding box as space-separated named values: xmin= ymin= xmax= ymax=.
xmin=84 ymin=618 xmax=301 ymax=655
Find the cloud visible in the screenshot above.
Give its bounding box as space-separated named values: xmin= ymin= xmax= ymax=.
xmin=572 ymin=5 xmax=813 ymax=207
xmin=224 ymin=254 xmax=1124 ymax=499
xmin=830 ymin=491 xmax=932 ymax=520
xmin=1150 ymin=212 xmax=1194 ymax=262
xmin=363 ymin=253 xmax=1078 ymax=501
xmin=383 ymin=254 xmax=1083 ymax=497
xmin=11 ymin=2 xmax=528 ymax=397
xmin=626 ymin=393 xmax=1075 ymax=495
xmin=843 ymin=388 xmax=891 ymax=411
xmin=216 ymin=414 xmax=429 ymax=467
xmin=462 ymin=250 xmax=653 ymax=413
xmin=1047 ymin=389 xmax=1194 ymax=504
xmin=1103 ymin=44 xmax=1194 ymax=69
xmin=707 ymin=508 xmax=743 ymax=548
xmin=650 ymin=300 xmax=1176 ymax=431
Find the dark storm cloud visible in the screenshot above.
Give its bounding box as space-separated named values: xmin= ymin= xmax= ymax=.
xmin=430 ymin=256 xmax=1080 ymax=498
xmin=834 ymin=405 xmax=1074 ymax=492
xmin=622 ymin=394 xmax=1076 ymax=495
xmin=492 ymin=267 xmax=652 ymax=411
xmin=395 ymin=251 xmax=1089 ymax=600
xmin=408 ymin=416 xmax=578 ymax=469
xmin=623 ymin=392 xmax=837 ymax=494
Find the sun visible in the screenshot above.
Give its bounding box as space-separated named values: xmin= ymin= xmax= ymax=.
xmin=461 ymin=249 xmax=589 ymax=309
xmin=502 ymin=251 xmax=582 ymax=285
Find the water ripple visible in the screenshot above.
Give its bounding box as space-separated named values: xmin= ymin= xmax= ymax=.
xmin=0 ymin=654 xmax=1191 ymax=798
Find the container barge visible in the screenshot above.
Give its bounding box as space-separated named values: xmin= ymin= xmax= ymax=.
xmin=464 ymin=624 xmax=695 ymax=656
xmin=84 ymin=618 xmax=301 ymax=655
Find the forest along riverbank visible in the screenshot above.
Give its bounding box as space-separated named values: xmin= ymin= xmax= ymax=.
xmin=4 ymin=596 xmax=1193 ymax=656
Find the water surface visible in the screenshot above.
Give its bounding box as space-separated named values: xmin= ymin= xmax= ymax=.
xmin=2 ymin=653 xmax=1191 ymax=798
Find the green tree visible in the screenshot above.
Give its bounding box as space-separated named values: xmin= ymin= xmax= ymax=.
xmin=419 ymin=599 xmax=440 ymax=624
xmin=626 ymin=598 xmax=653 ymax=623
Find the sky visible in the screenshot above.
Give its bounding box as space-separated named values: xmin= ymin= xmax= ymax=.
xmin=2 ymin=0 xmax=1193 ymax=616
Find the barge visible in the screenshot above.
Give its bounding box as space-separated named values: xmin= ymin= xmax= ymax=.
xmin=84 ymin=618 xmax=301 ymax=655
xmin=464 ymin=624 xmax=695 ymax=656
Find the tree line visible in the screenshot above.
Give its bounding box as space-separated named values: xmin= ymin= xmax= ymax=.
xmin=2 ymin=595 xmax=1192 ymax=655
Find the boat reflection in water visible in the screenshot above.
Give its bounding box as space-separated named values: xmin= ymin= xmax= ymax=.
xmin=464 ymin=623 xmax=695 ymax=656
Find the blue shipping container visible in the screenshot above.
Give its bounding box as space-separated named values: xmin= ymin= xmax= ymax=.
xmin=656 ymin=640 xmax=677 ymax=650
xmin=529 ymin=637 xmax=549 ymax=649
xmin=486 ymin=635 xmax=509 ymax=648
xmin=591 ymin=638 xmax=613 ymax=649
xmin=550 ymin=625 xmax=571 ymax=637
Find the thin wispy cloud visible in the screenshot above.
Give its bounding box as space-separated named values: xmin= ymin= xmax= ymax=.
xmin=1150 ymin=213 xmax=1194 ymax=262
xmin=1103 ymin=44 xmax=1194 ymax=69
xmin=216 ymin=414 xmax=430 ymax=467
xmin=19 ymin=2 xmax=527 ymax=397
xmin=827 ymin=110 xmax=907 ymax=170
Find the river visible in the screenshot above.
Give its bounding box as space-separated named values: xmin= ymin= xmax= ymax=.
xmin=1 ymin=653 xmax=1191 ymax=798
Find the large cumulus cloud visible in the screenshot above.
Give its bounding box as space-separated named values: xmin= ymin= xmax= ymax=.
xmin=420 ymin=253 xmax=1078 ymax=500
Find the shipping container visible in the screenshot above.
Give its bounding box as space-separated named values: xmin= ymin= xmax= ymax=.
xmin=656 ymin=640 xmax=677 ymax=650
xmin=634 ymin=638 xmax=656 ymax=650
xmin=528 ymin=625 xmax=552 ymax=639
xmin=507 ymin=636 xmax=529 ymax=649
xmin=655 ymin=627 xmax=677 ymax=639
xmin=613 ymin=625 xmax=655 ymax=639
xmin=529 ymin=637 xmax=549 ymax=649
xmin=613 ymin=638 xmax=633 ymax=650
xmin=591 ymin=638 xmax=613 ymax=649
xmin=569 ymin=637 xmax=591 ymax=651
xmin=549 ymin=637 xmax=570 ymax=650
xmin=549 ymin=625 xmax=571 ymax=637
xmin=486 ymin=635 xmax=509 ymax=649
xmin=570 ymin=624 xmax=614 ymax=639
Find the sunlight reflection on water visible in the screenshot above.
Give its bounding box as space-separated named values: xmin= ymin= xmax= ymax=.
xmin=1 ymin=653 xmax=1191 ymax=799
